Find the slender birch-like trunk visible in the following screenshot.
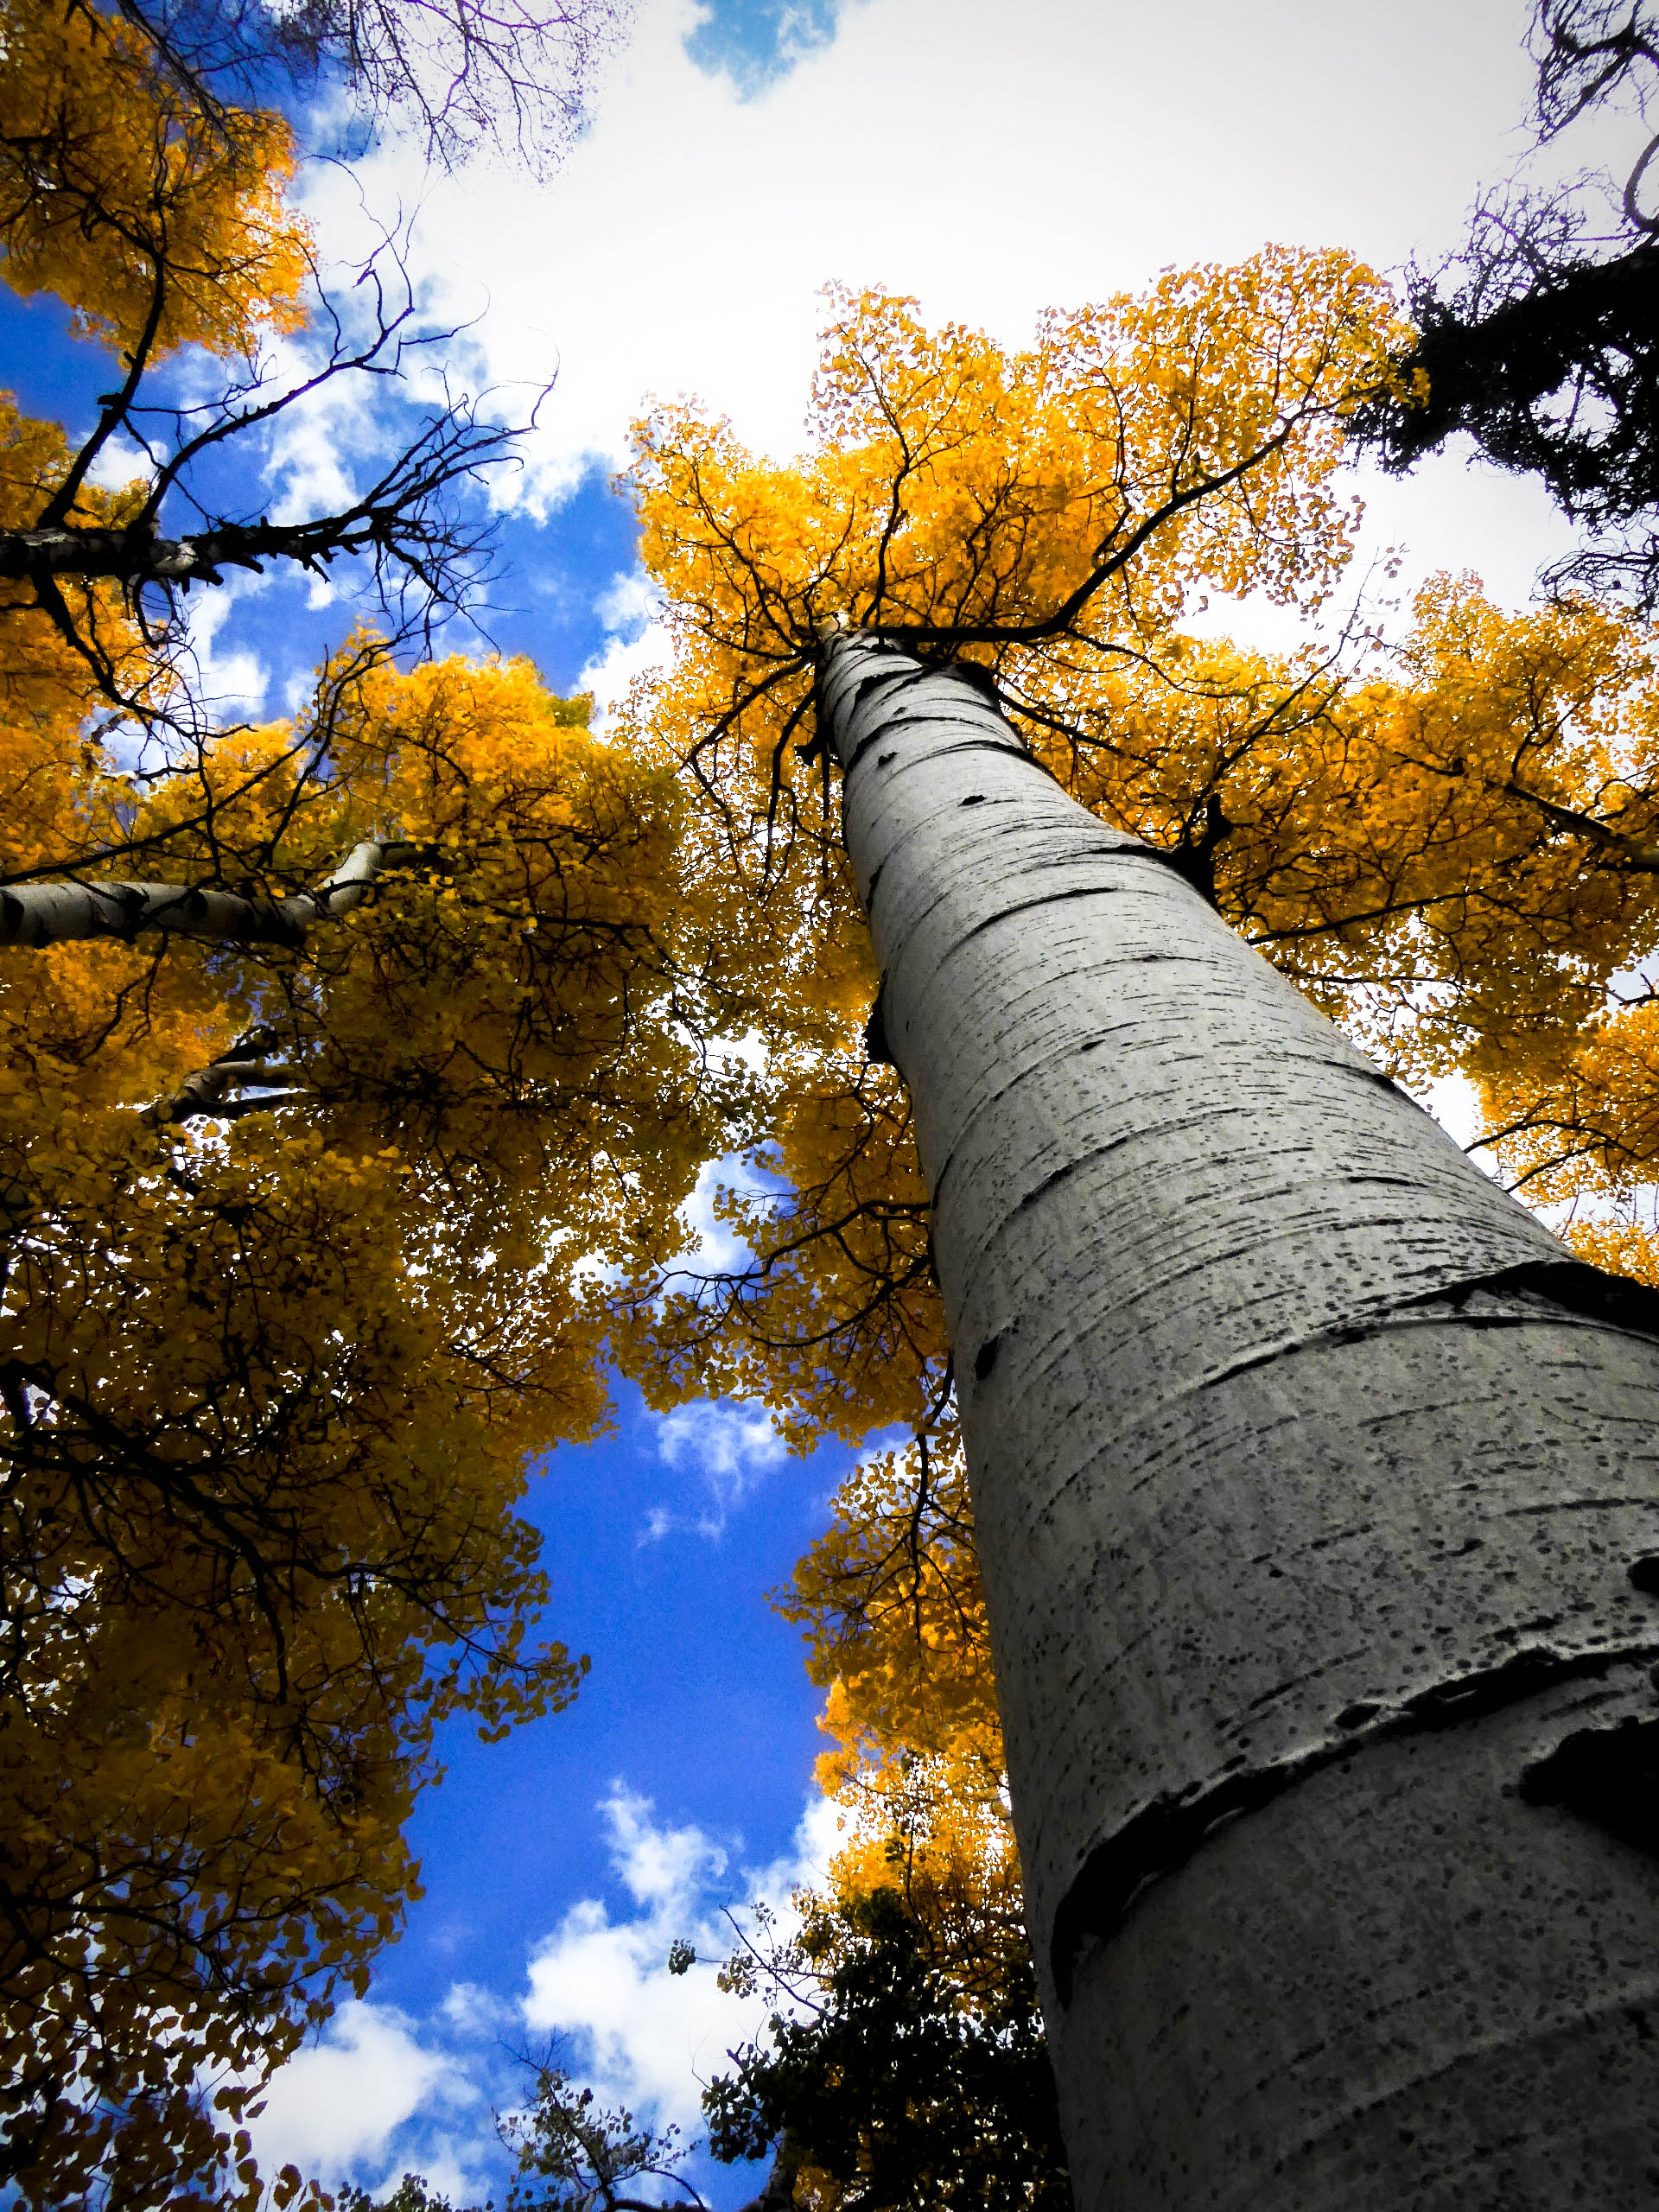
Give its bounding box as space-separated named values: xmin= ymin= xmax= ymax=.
xmin=0 ymin=839 xmax=400 ymax=950
xmin=819 ymin=632 xmax=1659 ymax=2211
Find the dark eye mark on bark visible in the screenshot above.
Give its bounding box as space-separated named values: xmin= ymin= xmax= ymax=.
xmin=864 ymin=977 xmax=895 ymax=1068
xmin=960 ymin=793 xmax=987 ymax=807
xmin=938 ymin=658 xmax=1002 ymax=706
xmin=877 ymin=751 xmax=897 ymax=766
xmin=1335 ymin=1700 xmax=1385 ymax=1731
xmin=1519 ymin=1715 xmax=1659 ymax=1859
xmin=973 ymin=1333 xmax=1001 ymax=1382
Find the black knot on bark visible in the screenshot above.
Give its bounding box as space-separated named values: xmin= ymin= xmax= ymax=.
xmin=864 ymin=976 xmax=895 ymax=1067
xmin=1519 ymin=1715 xmax=1659 ymax=1860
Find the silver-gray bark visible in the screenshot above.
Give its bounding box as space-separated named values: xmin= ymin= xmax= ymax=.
xmin=0 ymin=840 xmax=402 ymax=951
xmin=820 ymin=632 xmax=1659 ymax=2212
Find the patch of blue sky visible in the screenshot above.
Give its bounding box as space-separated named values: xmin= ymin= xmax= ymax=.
xmin=10 ymin=213 xmax=823 ymax=2210
xmin=9 ymin=253 xmax=642 ymax=723
xmin=681 ymin=0 xmax=853 ymax=96
xmin=0 ymin=288 xmax=108 ymax=429
xmin=176 ymin=464 xmax=644 ymax=732
xmin=251 ymin=1376 xmax=856 ymax=2207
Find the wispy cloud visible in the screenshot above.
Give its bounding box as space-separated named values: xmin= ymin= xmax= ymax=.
xmin=644 ymin=1399 xmax=786 ymax=1541
xmin=289 ymin=0 xmax=1581 ymax=629
xmin=576 ymin=566 xmax=669 ymax=728
xmin=245 ymin=2000 xmax=494 ymax=2204
xmin=183 ymin=579 xmax=271 ymax=720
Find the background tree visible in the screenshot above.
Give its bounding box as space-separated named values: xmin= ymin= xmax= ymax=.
xmin=337 ymin=2057 xmax=705 ymax=2212
xmin=703 ymin=1430 xmax=1069 ymax=2212
xmin=0 ymin=631 xmax=728 ymax=2209
xmin=1355 ymin=0 xmax=1659 ymax=607
xmin=0 ymin=0 xmax=546 ymax=724
xmin=705 ymin=1867 xmax=1067 ymax=2212
xmin=107 ymin=0 xmax=630 ymax=175
xmin=0 ymin=9 xmax=738 ymax=2203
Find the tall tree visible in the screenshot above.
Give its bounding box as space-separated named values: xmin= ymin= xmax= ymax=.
xmin=811 ymin=628 xmax=1659 ymax=2211
xmin=108 ymin=0 xmax=629 ymax=175
xmin=705 ymin=1489 xmax=1067 ymax=2212
xmin=621 ymin=267 xmax=1659 ymax=2206
xmin=0 ymin=0 xmax=539 ymax=721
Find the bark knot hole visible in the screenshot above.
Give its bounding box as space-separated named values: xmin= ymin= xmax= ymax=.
xmin=1630 ymin=1556 xmax=1659 ymax=1597
xmin=973 ymin=1333 xmax=1001 ymax=1382
xmin=1518 ymin=1714 xmax=1659 ymax=1859
xmin=864 ymin=979 xmax=895 ymax=1069
xmin=877 ymin=750 xmax=897 ymax=766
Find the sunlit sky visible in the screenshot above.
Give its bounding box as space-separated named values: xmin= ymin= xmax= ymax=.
xmin=8 ymin=0 xmax=1621 ymax=2198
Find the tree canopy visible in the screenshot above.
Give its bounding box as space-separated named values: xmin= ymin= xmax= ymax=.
xmin=18 ymin=3 xmax=1659 ymax=2203
xmin=0 ymin=7 xmax=729 ymax=2203
xmin=1355 ymin=1 xmax=1659 ymax=608
xmin=600 ymin=251 xmax=1659 ymax=2208
xmin=620 ymin=264 xmax=1659 ymax=1450
xmin=0 ymin=622 xmax=730 ymax=2204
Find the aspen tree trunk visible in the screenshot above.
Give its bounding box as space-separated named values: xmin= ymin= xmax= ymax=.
xmin=0 ymin=840 xmax=398 ymax=950
xmin=819 ymin=632 xmax=1659 ymax=2212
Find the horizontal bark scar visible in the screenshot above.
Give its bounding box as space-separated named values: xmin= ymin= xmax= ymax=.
xmin=1048 ymin=1639 xmax=1659 ymax=2004
xmin=1183 ymin=1259 xmax=1659 ymax=1402
xmin=925 ymin=1005 xmax=1211 ymax=1212
xmin=937 ymin=874 xmax=1192 ymax=964
xmin=842 ymin=725 xmax=1037 ymax=780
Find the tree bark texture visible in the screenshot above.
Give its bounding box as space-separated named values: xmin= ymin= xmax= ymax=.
xmin=0 ymin=841 xmax=397 ymax=950
xmin=819 ymin=633 xmax=1659 ymax=2212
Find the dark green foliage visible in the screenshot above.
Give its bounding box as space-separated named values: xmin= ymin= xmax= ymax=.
xmin=703 ymin=1888 xmax=1072 ymax=2212
xmin=339 ymin=2179 xmax=459 ymax=2212
xmin=1352 ymin=2 xmax=1659 ymax=608
xmin=1359 ymin=236 xmax=1659 ymax=555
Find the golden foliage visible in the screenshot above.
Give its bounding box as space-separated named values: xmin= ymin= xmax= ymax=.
xmin=784 ymin=1424 xmax=1025 ymax=2099
xmin=0 ymin=635 xmax=722 ymax=2204
xmin=626 ymin=268 xmax=1659 ymax=1427
xmin=0 ymin=0 xmax=311 ymax=357
xmin=0 ymin=14 xmax=715 ymax=2202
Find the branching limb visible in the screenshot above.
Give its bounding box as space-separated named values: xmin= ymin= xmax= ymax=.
xmin=0 ymin=839 xmax=416 ymax=951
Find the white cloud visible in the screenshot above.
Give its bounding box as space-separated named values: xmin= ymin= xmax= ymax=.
xmin=656 ymin=1399 xmax=784 ymax=1489
xmin=645 ymin=1398 xmax=787 ymax=1539
xmin=285 ymin=0 xmax=1603 ymax=623
xmin=441 ymin=1980 xmax=518 ymax=2037
xmin=594 ymin=567 xmax=660 ymax=635
xmin=84 ymin=431 xmax=150 ymax=493
xmin=242 ymin=1789 xmax=844 ymax=2195
xmin=673 ymin=1154 xmax=753 ymax=1282
xmin=183 ymin=579 xmax=270 ymax=719
xmin=573 ymin=566 xmax=671 ymax=727
xmin=577 ymin=620 xmax=671 ymax=726
xmin=245 ymin=2002 xmax=484 ymax=2186
xmin=521 ymin=1786 xmax=842 ymax=2129
xmin=670 ymin=1139 xmax=785 ymax=1285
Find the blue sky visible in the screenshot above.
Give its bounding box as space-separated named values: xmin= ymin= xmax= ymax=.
xmin=11 ymin=0 xmax=1628 ymax=2200
xmin=244 ymin=1387 xmax=861 ymax=2204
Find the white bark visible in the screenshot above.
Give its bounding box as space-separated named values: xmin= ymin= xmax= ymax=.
xmin=0 ymin=840 xmax=398 ymax=951
xmin=821 ymin=633 xmax=1659 ymax=2211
